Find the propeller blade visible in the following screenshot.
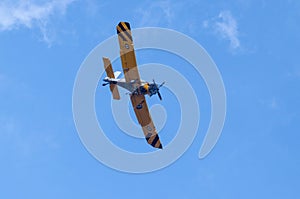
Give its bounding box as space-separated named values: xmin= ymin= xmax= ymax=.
xmin=152 ymin=79 xmax=164 ymax=100
xmin=153 ymin=79 xmax=157 ymax=88
xmin=159 ymin=81 xmax=165 ymax=88
xmin=102 ymin=83 xmax=109 ymax=86
xmin=158 ymin=91 xmax=162 ymax=100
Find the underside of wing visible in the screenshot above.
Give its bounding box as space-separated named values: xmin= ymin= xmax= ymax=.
xmin=130 ymin=94 xmax=163 ymax=149
xmin=117 ymin=22 xmax=141 ymax=85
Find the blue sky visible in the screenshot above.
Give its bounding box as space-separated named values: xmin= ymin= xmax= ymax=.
xmin=1 ymin=0 xmax=300 ymax=198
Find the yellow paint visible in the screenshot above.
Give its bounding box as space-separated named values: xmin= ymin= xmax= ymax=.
xmin=121 ymin=22 xmax=129 ymax=30
xmin=143 ymin=83 xmax=149 ymax=92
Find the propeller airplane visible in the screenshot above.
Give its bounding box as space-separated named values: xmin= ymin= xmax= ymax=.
xmin=102 ymin=22 xmax=165 ymax=149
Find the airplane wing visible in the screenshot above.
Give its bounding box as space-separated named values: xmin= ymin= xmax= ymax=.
xmin=117 ymin=21 xmax=162 ymax=149
xmin=116 ymin=22 xmax=141 ymax=86
xmin=130 ymin=94 xmax=163 ymax=149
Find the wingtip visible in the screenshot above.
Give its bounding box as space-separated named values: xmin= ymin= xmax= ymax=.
xmin=148 ymin=140 xmax=163 ymax=149
xmin=117 ymin=21 xmax=131 ymax=30
xmin=118 ymin=21 xmax=130 ymax=26
xmin=152 ymin=143 xmax=163 ymax=149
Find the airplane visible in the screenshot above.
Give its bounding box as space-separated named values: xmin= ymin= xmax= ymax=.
xmin=102 ymin=22 xmax=164 ymax=149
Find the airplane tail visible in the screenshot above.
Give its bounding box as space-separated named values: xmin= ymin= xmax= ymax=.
xmin=102 ymin=57 xmax=120 ymax=100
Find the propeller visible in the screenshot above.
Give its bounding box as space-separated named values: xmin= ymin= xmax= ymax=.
xmin=157 ymin=91 xmax=162 ymax=100
xmin=153 ymin=79 xmax=165 ymax=100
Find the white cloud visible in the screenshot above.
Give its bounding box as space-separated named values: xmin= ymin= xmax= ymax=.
xmin=202 ymin=20 xmax=209 ymax=29
xmin=136 ymin=0 xmax=174 ymax=27
xmin=215 ymin=11 xmax=240 ymax=49
xmin=0 ymin=0 xmax=75 ymax=45
xmin=203 ymin=10 xmax=240 ymax=50
xmin=286 ymin=68 xmax=300 ymax=79
xmin=269 ymin=97 xmax=279 ymax=109
xmin=259 ymin=97 xmax=280 ymax=110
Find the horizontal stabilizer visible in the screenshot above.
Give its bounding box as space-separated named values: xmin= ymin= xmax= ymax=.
xmin=103 ymin=57 xmax=115 ymax=78
xmin=102 ymin=57 xmax=120 ymax=100
xmin=110 ymin=84 xmax=120 ymax=100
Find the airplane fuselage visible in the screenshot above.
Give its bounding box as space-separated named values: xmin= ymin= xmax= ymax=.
xmin=103 ymin=77 xmax=159 ymax=97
